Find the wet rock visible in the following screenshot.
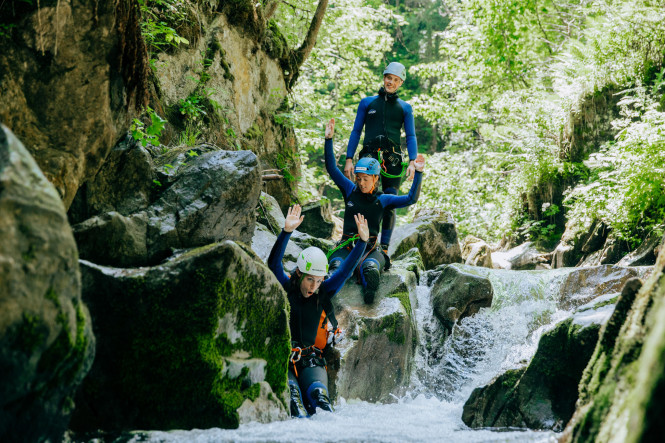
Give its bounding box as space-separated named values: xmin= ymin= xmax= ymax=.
xmin=256 ymin=192 xmax=285 ymax=234
xmin=557 ymin=264 xmax=650 ymax=310
xmin=70 ymin=241 xmax=290 ymax=432
xmin=331 ymin=260 xmax=418 ymax=403
xmin=237 ymin=382 xmax=288 ymax=425
xmin=617 ymin=230 xmax=661 ymax=267
xmin=430 ymin=264 xmax=493 ymax=332
xmin=562 ymin=234 xmax=665 ymax=442
xmin=297 ymin=200 xmax=335 ymax=239
xmin=491 ymin=242 xmax=549 ymax=270
xmin=0 ymin=125 xmax=95 ymax=443
xmin=461 ymin=235 xmax=493 ymax=268
xmin=463 ymin=291 xmax=621 ymax=431
xmin=389 ymin=209 xmax=462 ymax=270
xmin=72 ymin=150 xmax=261 ymax=266
xmin=552 ymin=220 xmax=604 ymax=268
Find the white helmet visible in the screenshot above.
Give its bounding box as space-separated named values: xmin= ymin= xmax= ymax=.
xmin=297 ymin=247 xmax=329 ymax=277
xmin=383 ymin=62 xmax=406 ymax=81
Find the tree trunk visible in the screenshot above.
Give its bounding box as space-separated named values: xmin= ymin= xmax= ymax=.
xmin=284 ymin=0 xmax=328 ymax=89
xmin=264 ymin=0 xmax=279 ymax=21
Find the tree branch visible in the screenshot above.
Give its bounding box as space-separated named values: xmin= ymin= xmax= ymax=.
xmin=284 ymin=0 xmax=328 ymax=89
xmin=264 ymin=0 xmax=279 ymax=21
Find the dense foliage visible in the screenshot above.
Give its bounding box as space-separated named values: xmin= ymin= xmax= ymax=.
xmin=275 ymin=0 xmax=665 ymax=246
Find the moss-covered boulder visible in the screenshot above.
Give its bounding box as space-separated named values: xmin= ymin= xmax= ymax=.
xmin=562 ymin=235 xmax=665 ymax=443
xmin=462 ymin=288 xmax=623 ymax=431
xmin=297 ymin=200 xmax=335 ymax=240
xmin=70 ymin=241 xmax=290 ymax=432
xmin=0 ymin=125 xmax=95 ymax=443
xmin=389 ymin=209 xmax=462 ymax=270
xmin=430 ymin=264 xmax=493 ymax=333
xmin=331 ymin=254 xmax=420 ymax=403
xmin=72 ymin=149 xmax=261 ymax=267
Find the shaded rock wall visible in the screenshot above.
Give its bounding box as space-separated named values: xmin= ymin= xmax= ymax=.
xmin=562 ymin=235 xmax=665 ymax=442
xmin=0 ymin=0 xmax=148 ymax=208
xmin=0 ymin=126 xmax=95 ymax=443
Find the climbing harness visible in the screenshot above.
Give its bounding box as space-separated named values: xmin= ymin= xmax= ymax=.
xmin=361 ymin=136 xmax=408 ymax=179
xmin=326 ymin=234 xmax=359 ymax=259
xmin=289 ymin=345 xmax=327 ymax=378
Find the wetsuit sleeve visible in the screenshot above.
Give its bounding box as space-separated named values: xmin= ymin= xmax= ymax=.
xmin=267 ymin=229 xmax=292 ymax=287
xmin=325 ymin=137 xmax=356 ymax=198
xmin=346 ymin=98 xmax=369 ymax=159
xmin=380 ymin=170 xmax=423 ymax=209
xmin=322 ymin=239 xmax=367 ymax=296
xmin=403 ymin=102 xmax=418 ymax=161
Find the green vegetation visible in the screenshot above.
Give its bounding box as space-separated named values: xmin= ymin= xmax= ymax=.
xmin=272 ymin=0 xmax=665 ymax=247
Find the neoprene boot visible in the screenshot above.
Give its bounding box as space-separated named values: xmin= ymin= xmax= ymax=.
xmin=310 ymin=387 xmax=334 ymax=412
xmin=362 ymin=264 xmax=380 ymax=304
xmin=289 ymin=383 xmax=308 ymax=418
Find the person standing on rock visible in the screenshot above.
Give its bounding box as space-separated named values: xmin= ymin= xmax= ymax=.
xmin=343 ymin=61 xmax=419 ymax=257
xmin=268 ymin=204 xmax=369 ymax=418
xmin=325 ymin=118 xmax=425 ymax=304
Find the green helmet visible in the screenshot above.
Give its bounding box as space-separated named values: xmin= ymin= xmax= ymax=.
xmin=383 ymin=62 xmax=406 ymax=81
xmin=297 ymin=247 xmax=329 ymax=277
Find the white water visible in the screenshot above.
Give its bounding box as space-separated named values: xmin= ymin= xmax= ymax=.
xmin=130 ymin=267 xmax=576 ymax=443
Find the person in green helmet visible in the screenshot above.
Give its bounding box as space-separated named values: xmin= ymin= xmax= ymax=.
xmin=343 ymin=61 xmax=419 ymax=259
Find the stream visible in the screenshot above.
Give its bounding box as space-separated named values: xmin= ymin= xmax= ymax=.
xmin=128 ymin=267 xmax=587 ymax=442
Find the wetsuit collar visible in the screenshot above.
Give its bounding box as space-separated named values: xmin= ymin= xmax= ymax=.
xmin=378 ymin=86 xmax=398 ymax=101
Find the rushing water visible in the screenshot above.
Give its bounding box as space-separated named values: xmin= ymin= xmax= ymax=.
xmin=128 ymin=266 xmax=578 ymax=443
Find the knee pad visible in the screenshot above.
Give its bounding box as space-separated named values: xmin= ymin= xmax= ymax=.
xmin=328 ymin=258 xmax=343 ymax=273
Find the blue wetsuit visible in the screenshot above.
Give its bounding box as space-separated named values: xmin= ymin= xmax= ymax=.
xmin=325 ymin=137 xmax=422 ymax=282
xmin=346 ymin=87 xmax=419 ymax=246
xmin=268 ymin=229 xmax=366 ymax=416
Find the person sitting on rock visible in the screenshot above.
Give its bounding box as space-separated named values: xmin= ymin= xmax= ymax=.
xmin=325 ymin=117 xmax=425 ymax=304
xmin=268 ymin=204 xmax=369 ymax=418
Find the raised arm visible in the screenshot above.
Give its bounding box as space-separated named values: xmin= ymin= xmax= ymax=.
xmin=323 ymin=213 xmax=369 ymax=295
xmin=381 ymin=154 xmax=425 ymax=209
xmin=324 ymin=119 xmax=356 ymax=198
xmin=346 ymin=98 xmax=369 ymax=160
xmin=267 ymin=205 xmax=304 ymax=286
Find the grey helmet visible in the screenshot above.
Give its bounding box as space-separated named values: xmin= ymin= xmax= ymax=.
xmin=383 ymin=62 xmax=406 ymax=81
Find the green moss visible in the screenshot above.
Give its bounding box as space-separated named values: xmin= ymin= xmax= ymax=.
xmin=364 ymin=312 xmax=406 ymax=344
xmin=12 ymin=312 xmax=48 ymax=354
xmin=244 ymin=122 xmax=262 ymax=140
xmin=500 ymin=368 xmax=525 ymax=390
xmin=388 ymin=291 xmax=412 ymax=317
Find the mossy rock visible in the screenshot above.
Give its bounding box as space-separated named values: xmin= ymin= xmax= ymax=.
xmin=70 ymin=240 xmax=290 ymax=432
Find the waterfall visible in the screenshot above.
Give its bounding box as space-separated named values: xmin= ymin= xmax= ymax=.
xmin=128 ymin=266 xmax=576 ymax=442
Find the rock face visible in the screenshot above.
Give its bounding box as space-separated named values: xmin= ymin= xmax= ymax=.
xmin=330 ymin=254 xmax=421 ymax=403
xmin=0 ymin=126 xmax=95 ymax=442
xmin=70 ymin=241 xmax=290 ymax=432
xmin=72 ymin=148 xmax=261 ymax=267
xmin=462 ymin=289 xmax=625 ymax=431
xmin=562 ymin=235 xmax=665 ymax=443
xmin=389 ymin=209 xmax=462 ymax=270
xmin=429 ymin=264 xmax=493 ymax=332
xmin=0 ymin=0 xmax=147 ymax=208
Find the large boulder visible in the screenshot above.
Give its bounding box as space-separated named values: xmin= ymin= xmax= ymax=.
xmin=70 ymin=241 xmax=290 ymax=432
xmin=330 ymin=253 xmax=422 ymax=403
xmin=461 ymin=235 xmax=493 ymax=268
xmin=72 ymin=149 xmax=261 ymax=267
xmin=462 ymin=283 xmax=637 ymax=431
xmin=491 ymin=242 xmax=550 ymax=270
xmin=297 ymin=200 xmax=335 ymax=240
xmin=562 ymin=234 xmax=665 ymax=442
xmin=430 ymin=264 xmax=494 ymax=333
xmin=389 ymin=209 xmax=462 ymax=270
xmin=0 ymin=125 xmax=95 ymax=442
xmin=557 ymin=264 xmax=650 ymax=310
xmin=0 ymin=0 xmax=148 ymax=208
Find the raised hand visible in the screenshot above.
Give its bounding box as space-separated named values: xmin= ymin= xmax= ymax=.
xmin=414 ymin=153 xmax=425 ymax=172
xmin=325 ymin=118 xmax=335 ymax=139
xmin=284 ymin=205 xmax=304 ymax=233
xmin=405 ymin=161 xmax=416 ymax=181
xmin=344 ymin=159 xmax=355 ymax=180
xmin=354 ymin=213 xmax=370 ymax=242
